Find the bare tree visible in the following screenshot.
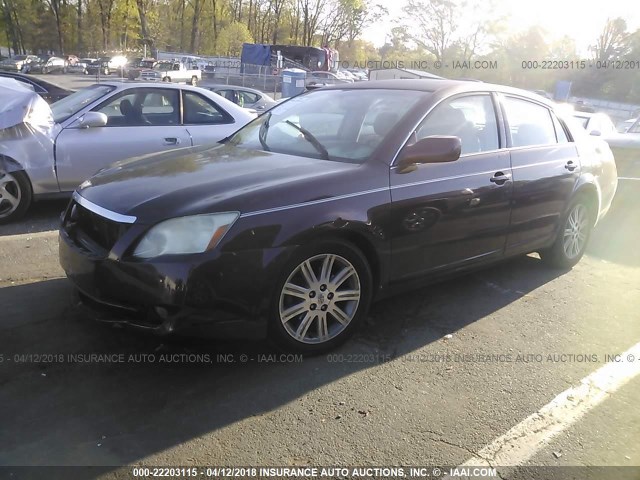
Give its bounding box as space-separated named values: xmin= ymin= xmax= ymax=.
xmin=591 ymin=17 xmax=631 ymax=61
xmin=402 ymin=0 xmax=457 ymax=62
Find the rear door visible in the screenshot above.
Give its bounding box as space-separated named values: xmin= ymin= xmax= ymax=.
xmin=389 ymin=93 xmax=513 ymax=281
xmin=55 ymin=87 xmax=190 ymax=191
xmin=181 ymin=89 xmax=244 ymax=146
xmin=499 ymin=95 xmax=580 ymax=255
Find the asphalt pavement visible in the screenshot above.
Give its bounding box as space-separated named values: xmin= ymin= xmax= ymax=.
xmin=0 ymin=181 xmax=638 ymax=479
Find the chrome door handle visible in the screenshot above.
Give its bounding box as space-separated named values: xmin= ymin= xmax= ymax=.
xmin=163 ymin=137 xmax=180 ymax=145
xmin=565 ymin=160 xmax=577 ymax=171
xmin=490 ymin=172 xmax=511 ymax=185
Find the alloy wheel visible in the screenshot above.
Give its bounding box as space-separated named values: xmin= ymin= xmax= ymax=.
xmin=279 ymin=254 xmax=361 ymax=344
xmin=0 ymin=171 xmax=22 ymax=218
xmin=563 ymin=204 xmax=589 ymax=259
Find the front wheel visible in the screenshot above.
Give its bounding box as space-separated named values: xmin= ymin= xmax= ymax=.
xmin=540 ymin=195 xmax=594 ymax=269
xmin=0 ymin=170 xmax=32 ymax=224
xmin=269 ymin=241 xmax=373 ymax=354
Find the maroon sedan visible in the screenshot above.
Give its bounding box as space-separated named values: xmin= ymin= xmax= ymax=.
xmin=59 ymin=80 xmax=618 ymax=353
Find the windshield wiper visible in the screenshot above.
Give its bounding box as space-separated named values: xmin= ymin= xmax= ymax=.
xmin=258 ymin=112 xmax=272 ymax=151
xmin=284 ymin=120 xmax=330 ymax=160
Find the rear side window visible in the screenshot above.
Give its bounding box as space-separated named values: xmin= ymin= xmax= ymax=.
xmin=504 ymin=97 xmax=557 ymax=147
xmin=183 ymin=91 xmax=233 ymax=125
xmin=552 ymin=115 xmax=569 ymax=143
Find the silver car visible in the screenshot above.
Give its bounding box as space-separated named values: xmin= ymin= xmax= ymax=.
xmin=200 ymin=85 xmax=277 ymax=112
xmin=0 ymin=81 xmax=255 ymax=223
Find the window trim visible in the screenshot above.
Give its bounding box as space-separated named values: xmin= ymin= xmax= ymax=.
xmin=499 ymin=94 xmax=560 ymax=149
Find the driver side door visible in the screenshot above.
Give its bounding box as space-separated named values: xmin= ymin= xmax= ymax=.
xmin=54 ymin=87 xmax=191 ymax=192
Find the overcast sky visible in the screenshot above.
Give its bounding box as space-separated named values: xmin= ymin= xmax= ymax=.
xmin=363 ymin=0 xmax=640 ymax=55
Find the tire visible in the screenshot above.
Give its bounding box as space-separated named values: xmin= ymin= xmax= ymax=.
xmin=268 ymin=240 xmax=373 ymax=354
xmin=163 ymin=76 xmax=171 ymax=82
xmin=42 ymin=67 xmax=48 ymax=74
xmin=104 ymin=67 xmax=110 ymax=75
xmin=0 ymin=170 xmax=33 ymax=224
xmin=190 ymin=75 xmax=198 ymax=86
xmin=540 ymin=194 xmax=594 ymax=269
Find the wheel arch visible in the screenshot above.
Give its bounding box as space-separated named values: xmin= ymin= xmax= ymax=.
xmin=0 ymin=154 xmax=24 ymax=172
xmin=297 ymin=228 xmax=383 ymax=295
xmin=572 ymin=179 xmax=601 ymax=225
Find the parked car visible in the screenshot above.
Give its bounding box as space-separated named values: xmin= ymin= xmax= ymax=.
xmin=0 ymin=81 xmax=255 ymax=223
xmin=57 ymin=79 xmax=617 ymax=353
xmin=23 ymin=55 xmax=68 ymax=74
xmin=604 ymin=117 xmax=640 ymax=179
xmin=68 ymin=58 xmax=96 ymax=74
xmin=200 ymin=85 xmax=277 ymax=111
xmin=125 ymin=58 xmax=157 ymax=80
xmin=305 ymin=71 xmax=352 ymax=87
xmin=616 ymin=117 xmax=637 ymax=133
xmin=140 ymin=60 xmax=201 ymax=85
xmin=572 ymin=112 xmax=616 ymax=137
xmin=87 ymin=55 xmax=127 ymax=75
xmin=0 ymin=54 xmax=39 ymax=72
xmin=0 ymin=71 xmax=73 ymax=102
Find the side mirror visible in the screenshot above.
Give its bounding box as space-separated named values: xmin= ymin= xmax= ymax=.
xmin=589 ymin=130 xmax=602 ymax=136
xmin=77 ymin=112 xmax=108 ymax=129
xmin=397 ymin=136 xmax=462 ymax=170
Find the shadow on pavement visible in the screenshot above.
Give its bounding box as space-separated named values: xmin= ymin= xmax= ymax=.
xmin=0 ymin=200 xmax=68 ymax=237
xmin=0 ymin=255 xmax=564 ymax=469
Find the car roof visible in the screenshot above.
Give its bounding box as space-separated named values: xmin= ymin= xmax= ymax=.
xmin=323 ymin=79 xmax=556 ymax=107
xmin=202 ymin=84 xmax=261 ymax=92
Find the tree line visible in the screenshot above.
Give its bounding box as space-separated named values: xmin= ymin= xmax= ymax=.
xmin=0 ymin=0 xmax=383 ymax=56
xmin=2 ymin=0 xmax=639 ymax=102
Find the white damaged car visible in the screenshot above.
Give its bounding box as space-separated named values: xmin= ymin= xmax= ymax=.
xmin=0 ymin=79 xmax=255 ymax=223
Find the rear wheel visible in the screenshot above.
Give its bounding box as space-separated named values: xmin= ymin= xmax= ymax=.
xmin=269 ymin=241 xmax=372 ymax=354
xmin=190 ymin=75 xmax=198 ymax=86
xmin=540 ymin=195 xmax=594 ymax=269
xmin=104 ymin=67 xmax=110 ymax=75
xmin=0 ymin=170 xmax=32 ymax=224
xmin=163 ymin=76 xmax=171 ymax=82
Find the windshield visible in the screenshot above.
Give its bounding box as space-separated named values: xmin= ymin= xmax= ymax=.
xmin=228 ymin=89 xmax=427 ymax=163
xmin=51 ymin=85 xmax=115 ymax=123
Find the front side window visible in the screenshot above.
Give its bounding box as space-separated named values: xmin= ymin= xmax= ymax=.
xmin=504 ymin=96 xmax=557 ymax=147
xmin=51 ymin=85 xmax=115 ymax=123
xmin=415 ymin=94 xmax=499 ymax=155
xmin=229 ymin=89 xmax=427 ymax=163
xmin=183 ymin=91 xmax=233 ymax=125
xmin=93 ymin=88 xmax=179 ymax=126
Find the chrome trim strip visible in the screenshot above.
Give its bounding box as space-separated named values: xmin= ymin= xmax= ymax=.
xmin=390 ymin=169 xmax=504 ymax=190
xmin=239 ymin=187 xmax=389 ymax=218
xmin=73 ymin=192 xmax=137 ymax=224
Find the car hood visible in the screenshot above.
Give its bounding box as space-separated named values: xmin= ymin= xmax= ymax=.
xmin=0 ymin=77 xmax=54 ymax=130
xmin=77 ymin=144 xmax=379 ymax=224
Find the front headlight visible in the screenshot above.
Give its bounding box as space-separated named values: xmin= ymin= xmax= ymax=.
xmin=133 ymin=212 xmax=239 ymax=259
